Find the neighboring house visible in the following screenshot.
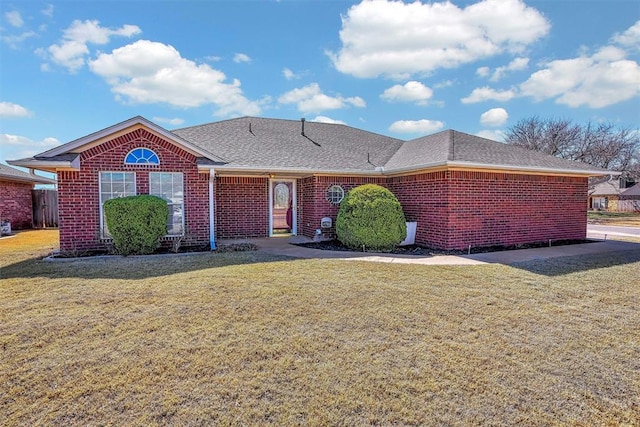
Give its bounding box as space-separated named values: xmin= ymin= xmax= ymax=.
xmin=588 ymin=177 xmax=637 ymax=211
xmin=9 ymin=116 xmax=614 ymax=253
xmin=619 ymin=183 xmax=640 ymax=212
xmin=0 ymin=163 xmax=56 ymax=230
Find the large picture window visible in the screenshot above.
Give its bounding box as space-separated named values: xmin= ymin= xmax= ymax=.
xmin=99 ymin=172 xmax=136 ymax=237
xmin=150 ymin=172 xmax=184 ymax=235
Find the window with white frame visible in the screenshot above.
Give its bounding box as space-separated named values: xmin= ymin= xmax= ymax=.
xmin=150 ymin=172 xmax=184 ymax=235
xmin=100 ymin=172 xmax=136 ymax=237
xmin=592 ymin=197 xmax=607 ymax=210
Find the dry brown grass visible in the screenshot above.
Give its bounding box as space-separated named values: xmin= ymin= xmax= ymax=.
xmin=1 ymin=231 xmax=639 ymax=425
xmin=588 ymin=211 xmax=640 ymax=227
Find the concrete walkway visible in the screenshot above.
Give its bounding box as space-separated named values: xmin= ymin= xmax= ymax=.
xmin=220 ymin=235 xmax=640 ymax=266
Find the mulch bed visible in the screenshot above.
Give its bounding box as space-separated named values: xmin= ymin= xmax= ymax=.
xmin=293 ymin=239 xmax=594 ymax=256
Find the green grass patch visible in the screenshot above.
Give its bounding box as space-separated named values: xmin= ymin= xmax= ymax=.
xmin=588 ymin=211 xmax=640 ymax=226
xmin=1 ymin=231 xmax=639 ymax=425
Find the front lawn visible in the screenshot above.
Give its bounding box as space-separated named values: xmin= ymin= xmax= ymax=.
xmin=588 ymin=211 xmax=640 ymax=227
xmin=1 ymin=231 xmax=639 ymax=425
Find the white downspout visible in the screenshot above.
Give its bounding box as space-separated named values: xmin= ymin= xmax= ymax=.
xmin=209 ymin=169 xmax=216 ymax=250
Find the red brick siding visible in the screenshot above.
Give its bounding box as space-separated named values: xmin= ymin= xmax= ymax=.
xmin=216 ymin=176 xmax=269 ymax=239
xmin=0 ymin=180 xmax=34 ymax=229
xmin=391 ymin=171 xmax=587 ymax=250
xmin=388 ymin=171 xmax=451 ymax=249
xmin=298 ymin=175 xmax=386 ymax=239
xmin=444 ymin=171 xmax=587 ymax=250
xmin=57 ymin=128 xmax=209 ymax=253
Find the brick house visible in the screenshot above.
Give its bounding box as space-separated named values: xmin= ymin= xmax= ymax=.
xmin=9 ymin=116 xmax=613 ymax=253
xmin=0 ymin=163 xmax=56 ymax=230
xmin=588 ymin=177 xmax=637 ymax=211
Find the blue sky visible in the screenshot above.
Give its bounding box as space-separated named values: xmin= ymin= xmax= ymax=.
xmin=1 ymin=0 xmax=639 ymax=169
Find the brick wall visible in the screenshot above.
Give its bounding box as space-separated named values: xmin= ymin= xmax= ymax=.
xmin=298 ymin=175 xmax=387 ymax=239
xmin=215 ymin=176 xmax=269 ymax=239
xmin=297 ymin=171 xmax=587 ymax=250
xmin=0 ymin=180 xmax=34 ymax=229
xmin=390 ymin=171 xmax=587 ymax=250
xmin=58 ymin=128 xmax=209 ymax=253
xmin=388 ymin=171 xmax=451 ymax=249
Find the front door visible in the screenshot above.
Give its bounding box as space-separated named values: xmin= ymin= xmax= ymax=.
xmin=270 ymin=179 xmax=296 ymax=236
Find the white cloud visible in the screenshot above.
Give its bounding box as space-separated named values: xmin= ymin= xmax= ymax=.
xmin=0 ymin=102 xmax=33 ymax=118
xmin=328 ymin=0 xmax=549 ymax=78
xmin=283 ymin=67 xmax=302 ymax=80
xmin=233 ymin=53 xmax=251 ymax=63
xmin=47 ymin=19 xmax=141 ymax=72
xmin=479 ymin=108 xmax=509 ymax=127
xmin=5 ymin=11 xmax=23 ymax=28
xmin=1 ymin=134 xmax=60 ymax=159
xmin=489 ymin=57 xmax=529 ymax=81
xmin=89 ymin=40 xmax=262 ymax=116
xmin=278 ymin=83 xmax=366 ymax=114
xmin=2 ymin=31 xmax=36 ymax=49
xmin=42 ymin=4 xmax=54 ymax=18
xmin=205 ymin=55 xmax=221 ymax=62
xmin=461 ymin=86 xmax=517 ymax=104
xmin=311 ymin=116 xmax=347 ymax=125
xmin=389 ymin=119 xmax=445 ymax=134
xmin=153 ymin=117 xmax=185 ymax=126
xmin=380 ymin=81 xmax=433 ymax=105
xmin=434 ymin=80 xmax=454 ymax=89
xmin=612 ymin=20 xmax=640 ymax=49
xmin=519 ymin=46 xmax=640 ymax=108
xmin=476 ymin=67 xmax=490 ymax=77
xmin=476 ymin=129 xmax=506 ymax=141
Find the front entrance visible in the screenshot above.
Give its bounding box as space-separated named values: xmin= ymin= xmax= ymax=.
xmin=269 ymin=179 xmax=296 ymax=236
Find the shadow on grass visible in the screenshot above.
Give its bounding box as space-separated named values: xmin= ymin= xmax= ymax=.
xmin=510 ymin=249 xmax=640 ymax=277
xmin=0 ymin=251 xmax=296 ymax=281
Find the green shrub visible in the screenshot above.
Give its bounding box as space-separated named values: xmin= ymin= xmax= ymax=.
xmin=103 ymin=195 xmax=168 ymax=256
xmin=336 ymin=184 xmax=406 ymax=251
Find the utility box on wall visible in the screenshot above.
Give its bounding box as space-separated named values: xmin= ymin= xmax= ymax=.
xmin=321 ymin=217 xmax=332 ymax=228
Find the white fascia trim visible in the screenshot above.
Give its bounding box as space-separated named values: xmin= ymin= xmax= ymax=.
xmin=38 ymin=116 xmax=222 ymax=162
xmin=444 ymin=161 xmax=619 ymax=177
xmin=8 ymin=158 xmax=79 ymax=172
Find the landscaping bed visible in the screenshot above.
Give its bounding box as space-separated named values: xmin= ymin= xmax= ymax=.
xmin=294 ymin=238 xmax=594 ymax=256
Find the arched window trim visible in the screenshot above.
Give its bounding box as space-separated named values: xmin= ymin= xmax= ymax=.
xmin=124 ymin=147 xmax=160 ymax=165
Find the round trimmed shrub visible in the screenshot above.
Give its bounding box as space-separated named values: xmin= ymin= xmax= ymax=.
xmin=103 ymin=195 xmax=169 ymax=256
xmin=336 ymin=184 xmax=406 ymax=251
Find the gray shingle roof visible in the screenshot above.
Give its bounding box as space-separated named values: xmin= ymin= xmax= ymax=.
xmin=0 ymin=163 xmax=56 ymax=184
xmin=11 ymin=115 xmax=614 ymax=176
xmin=174 ymin=120 xmax=611 ymax=174
xmin=621 ymin=183 xmax=640 ymax=197
xmin=590 ymin=179 xmax=622 ymax=196
xmin=172 ymin=117 xmax=403 ymax=172
xmin=386 ymin=130 xmax=610 ymax=173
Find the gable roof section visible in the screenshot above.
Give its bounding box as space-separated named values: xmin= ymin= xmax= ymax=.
xmin=385 ymin=130 xmax=614 ymax=176
xmin=172 ymin=117 xmax=403 ymax=173
xmin=9 ymin=116 xmax=224 ymax=172
xmin=0 ymin=163 xmax=56 ymax=185
xmin=621 ymin=183 xmax=640 ymax=197
xmin=590 ymin=179 xmax=622 ymax=196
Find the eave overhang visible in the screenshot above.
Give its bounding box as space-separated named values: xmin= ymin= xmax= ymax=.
xmin=8 ymin=155 xmax=80 ymax=173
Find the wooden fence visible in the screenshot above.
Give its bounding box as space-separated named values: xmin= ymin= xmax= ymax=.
xmin=618 ymin=199 xmax=640 ymax=212
xmin=32 ymin=189 xmax=58 ymax=228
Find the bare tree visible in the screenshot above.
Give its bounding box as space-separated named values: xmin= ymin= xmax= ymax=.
xmin=506 ymin=117 xmax=639 ymax=178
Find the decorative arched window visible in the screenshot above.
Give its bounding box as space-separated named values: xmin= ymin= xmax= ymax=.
xmin=274 ymin=183 xmax=290 ymax=209
xmin=125 ymin=148 xmax=159 ymax=165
